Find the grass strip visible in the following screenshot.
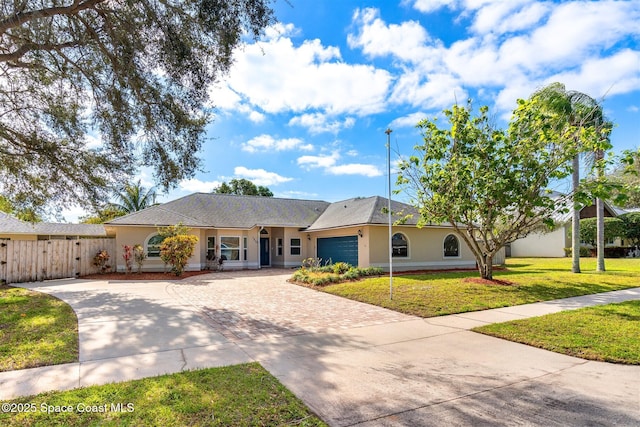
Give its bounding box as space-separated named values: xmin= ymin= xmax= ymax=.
xmin=319 ymin=258 xmax=640 ymax=317
xmin=473 ymin=300 xmax=640 ymax=364
xmin=0 ymin=363 xmax=327 ymax=426
xmin=0 ymin=285 xmax=78 ymax=371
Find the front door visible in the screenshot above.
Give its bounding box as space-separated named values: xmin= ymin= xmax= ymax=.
xmin=260 ymin=237 xmax=270 ymax=266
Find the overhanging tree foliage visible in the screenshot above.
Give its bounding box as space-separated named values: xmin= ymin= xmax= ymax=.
xmin=397 ymin=101 xmax=579 ymax=280
xmin=0 ymin=0 xmax=275 ymax=213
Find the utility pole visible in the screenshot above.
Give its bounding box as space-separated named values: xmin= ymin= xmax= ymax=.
xmin=386 ymin=128 xmax=393 ymax=300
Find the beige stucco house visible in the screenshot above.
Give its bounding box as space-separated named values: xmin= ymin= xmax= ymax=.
xmin=105 ymin=193 xmax=479 ymax=272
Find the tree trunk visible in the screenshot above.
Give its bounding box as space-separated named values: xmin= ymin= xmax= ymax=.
xmin=596 ymin=197 xmax=605 ymax=272
xmin=572 ymin=154 xmax=581 ymax=273
xmin=478 ymin=253 xmax=494 ymax=280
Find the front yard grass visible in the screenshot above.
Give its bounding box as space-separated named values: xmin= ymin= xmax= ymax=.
xmin=473 ymin=300 xmax=640 ymax=364
xmin=0 ymin=284 xmax=78 ymax=371
xmin=318 ymin=258 xmax=640 ymax=318
xmin=0 ymin=363 xmax=327 ymax=426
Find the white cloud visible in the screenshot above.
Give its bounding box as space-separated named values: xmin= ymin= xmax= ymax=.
xmin=328 ymin=164 xmax=383 ymax=177
xmin=248 ymin=110 xmax=266 ymax=123
xmin=407 ymin=0 xmax=457 ymax=13
xmin=289 ymin=113 xmax=355 ymax=134
xmin=546 ymin=49 xmax=640 ymax=99
xmin=348 ymin=3 xmax=640 ymax=115
xmin=390 ymin=71 xmax=467 ymax=109
xmin=210 ymin=24 xmax=393 ymax=117
xmin=233 ymin=166 xmax=293 ymax=186
xmin=389 ymin=112 xmax=429 ymax=128
xmin=297 ymin=151 xmax=382 ymax=177
xmin=241 ymin=134 xmax=313 ymax=153
xmin=297 ymin=152 xmax=340 ymax=169
xmin=348 ymin=8 xmax=435 ymax=62
xmin=179 ymin=178 xmax=221 ymax=193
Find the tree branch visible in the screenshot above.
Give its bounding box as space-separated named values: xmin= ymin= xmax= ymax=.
xmin=0 ymin=41 xmax=78 ymax=63
xmin=0 ymin=0 xmax=106 ymax=36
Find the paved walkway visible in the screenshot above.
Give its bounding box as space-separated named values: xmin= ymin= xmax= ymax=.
xmin=1 ymin=270 xmax=639 ymax=426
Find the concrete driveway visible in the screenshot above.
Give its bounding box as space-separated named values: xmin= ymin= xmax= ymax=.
xmin=2 ymin=270 xmax=639 ymax=426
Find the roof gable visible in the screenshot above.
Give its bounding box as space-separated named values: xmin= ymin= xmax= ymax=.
xmin=307 ymin=196 xmax=421 ymax=231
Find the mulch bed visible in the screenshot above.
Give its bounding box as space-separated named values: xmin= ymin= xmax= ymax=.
xmin=79 ymin=270 xmax=213 ymax=281
xmin=463 ymin=277 xmax=516 ymax=286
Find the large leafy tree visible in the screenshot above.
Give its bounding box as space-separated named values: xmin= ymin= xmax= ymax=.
xmin=213 ymin=178 xmax=273 ymax=196
xmin=0 ymin=195 xmax=41 ymax=222
xmin=579 ymin=217 xmax=625 ymax=247
xmin=527 ymin=83 xmax=612 ymax=273
xmin=619 ymin=212 xmax=640 ymax=247
xmin=397 ymin=101 xmax=579 ymax=280
xmin=0 ymin=0 xmax=275 ymax=213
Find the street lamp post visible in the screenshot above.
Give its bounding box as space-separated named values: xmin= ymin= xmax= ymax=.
xmin=385 ymin=128 xmax=393 ymax=300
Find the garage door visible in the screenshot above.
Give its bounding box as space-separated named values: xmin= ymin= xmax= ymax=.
xmin=317 ymin=236 xmax=358 ymax=266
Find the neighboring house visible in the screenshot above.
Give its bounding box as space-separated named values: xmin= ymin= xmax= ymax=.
xmin=105 ymin=193 xmax=482 ymax=272
xmin=0 ymin=212 xmax=109 ymax=240
xmin=509 ymin=199 xmax=618 ymax=258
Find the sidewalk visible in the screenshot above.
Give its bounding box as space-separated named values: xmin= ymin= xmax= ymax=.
xmin=1 ymin=278 xmax=638 ymax=426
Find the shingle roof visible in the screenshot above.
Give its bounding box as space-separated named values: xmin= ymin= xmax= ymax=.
xmin=0 ymin=212 xmax=107 ymax=236
xmin=306 ymin=196 xmax=422 ymax=231
xmin=0 ymin=212 xmax=36 ymax=233
xmin=107 ymin=193 xmax=331 ymax=228
xmin=34 ymin=223 xmax=107 ymax=237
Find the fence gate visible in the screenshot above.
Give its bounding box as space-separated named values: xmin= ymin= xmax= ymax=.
xmin=0 ymin=239 xmax=116 ymax=285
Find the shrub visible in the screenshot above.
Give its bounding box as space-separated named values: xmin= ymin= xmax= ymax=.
xmin=92 ymin=250 xmax=111 ymax=273
xmin=122 ymin=245 xmax=133 ymax=274
xmin=604 ymin=247 xmax=627 ymax=258
xmin=160 ymin=234 xmax=199 ymax=276
xmin=332 ymin=262 xmax=351 ymax=275
xmin=133 ymin=244 xmax=146 ymax=273
xmin=564 ymin=247 xmax=592 ymax=257
xmin=291 ymin=263 xmax=383 ymax=285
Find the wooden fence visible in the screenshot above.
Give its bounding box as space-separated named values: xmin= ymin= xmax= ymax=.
xmin=0 ymin=238 xmax=116 ymax=284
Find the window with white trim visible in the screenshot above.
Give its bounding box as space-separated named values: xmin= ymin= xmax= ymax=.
xmin=243 ymin=237 xmax=248 ymax=260
xmin=277 ymin=238 xmax=283 ymax=256
xmin=392 ymin=233 xmax=408 ymax=257
xmin=220 ymin=236 xmax=240 ymax=261
xmin=444 ymin=234 xmax=460 ymax=257
xmin=206 ymin=236 xmax=216 ymax=260
xmin=290 ymin=238 xmax=301 ymax=255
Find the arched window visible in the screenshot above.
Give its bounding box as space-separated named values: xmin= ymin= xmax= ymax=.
xmin=146 ymin=234 xmax=164 ymax=258
xmin=392 ymin=233 xmax=408 ymax=257
xmin=443 ymin=234 xmax=460 ymax=257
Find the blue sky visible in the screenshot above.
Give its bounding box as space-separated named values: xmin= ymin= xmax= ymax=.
xmin=65 ymin=0 xmax=640 ymax=221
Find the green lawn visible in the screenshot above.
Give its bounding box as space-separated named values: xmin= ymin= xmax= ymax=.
xmin=474 ymin=300 xmax=640 ymax=364
xmin=319 ymin=258 xmax=640 ymax=318
xmin=0 ymin=363 xmax=327 ymax=426
xmin=0 ymin=285 xmax=78 ymax=371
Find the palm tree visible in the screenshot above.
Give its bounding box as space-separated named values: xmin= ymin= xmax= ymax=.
xmin=531 ymin=83 xmax=610 ymax=273
xmin=111 ymin=180 xmax=158 ymax=214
